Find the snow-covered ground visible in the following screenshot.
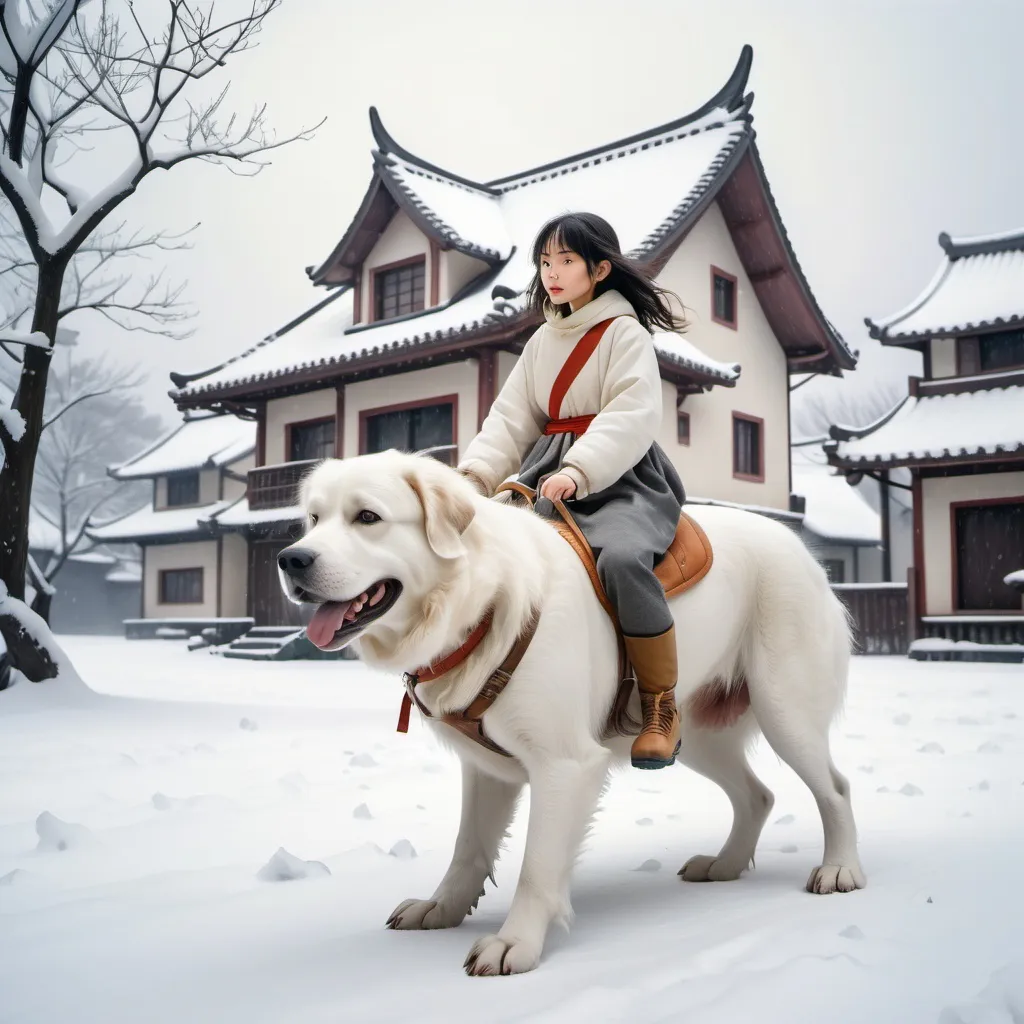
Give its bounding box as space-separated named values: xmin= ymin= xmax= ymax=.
xmin=1 ymin=638 xmax=1022 ymax=1024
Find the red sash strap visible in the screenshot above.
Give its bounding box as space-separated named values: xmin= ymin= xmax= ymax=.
xmin=544 ymin=414 xmax=594 ymax=436
xmin=546 ymin=317 xmax=618 ymax=423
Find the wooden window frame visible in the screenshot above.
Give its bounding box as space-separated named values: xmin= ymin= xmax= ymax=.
xmin=677 ymin=409 xmax=691 ymax=446
xmin=163 ymin=470 xmax=201 ymax=510
xmin=358 ymin=394 xmax=459 ymax=456
xmin=957 ymin=331 xmax=1024 ymax=377
xmin=949 ymin=495 xmax=1024 ymax=614
xmin=285 ymin=415 xmax=336 ymax=464
xmin=732 ymin=412 xmax=765 ymax=482
xmin=711 ymin=265 xmax=738 ymax=330
xmin=369 ymin=255 xmax=427 ymax=323
xmin=158 ymin=567 xmax=204 ymax=605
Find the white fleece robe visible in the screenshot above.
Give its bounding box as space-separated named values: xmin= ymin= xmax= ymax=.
xmin=458 ymin=290 xmax=662 ymax=498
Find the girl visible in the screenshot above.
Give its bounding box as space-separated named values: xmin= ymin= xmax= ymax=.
xmin=457 ymin=212 xmax=688 ymax=770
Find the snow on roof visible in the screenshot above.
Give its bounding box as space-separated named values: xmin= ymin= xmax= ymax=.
xmin=110 ymin=414 xmax=255 ymax=480
xmin=89 ymin=501 xmax=232 ymax=543
xmin=792 ymin=467 xmax=881 ymax=545
xmin=867 ymin=228 xmax=1024 ymax=341
xmin=212 ymin=497 xmax=302 ymax=528
xmin=828 ymin=381 xmax=1024 ymax=465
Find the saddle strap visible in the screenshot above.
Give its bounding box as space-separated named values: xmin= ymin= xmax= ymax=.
xmin=547 ymin=317 xmax=619 ymax=420
xmin=399 ymin=608 xmax=541 ymax=758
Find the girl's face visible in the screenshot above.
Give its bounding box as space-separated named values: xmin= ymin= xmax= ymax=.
xmin=539 ymin=236 xmax=611 ymax=312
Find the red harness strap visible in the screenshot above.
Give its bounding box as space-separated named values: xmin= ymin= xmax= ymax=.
xmin=396 ymin=612 xmax=493 ymax=733
xmin=545 ymin=316 xmax=619 ymax=432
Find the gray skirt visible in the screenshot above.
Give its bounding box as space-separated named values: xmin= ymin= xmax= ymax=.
xmin=518 ymin=433 xmax=686 ymax=636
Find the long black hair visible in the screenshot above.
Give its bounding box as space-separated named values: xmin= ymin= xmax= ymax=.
xmin=523 ymin=212 xmax=689 ymax=334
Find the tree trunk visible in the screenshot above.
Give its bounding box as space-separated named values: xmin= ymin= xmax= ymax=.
xmin=0 ymin=260 xmax=65 ymax=682
xmin=30 ymin=587 xmax=53 ymax=624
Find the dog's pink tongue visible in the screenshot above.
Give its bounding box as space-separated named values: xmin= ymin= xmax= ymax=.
xmin=306 ymin=600 xmax=353 ymax=649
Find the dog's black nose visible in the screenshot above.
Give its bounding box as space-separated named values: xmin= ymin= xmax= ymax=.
xmin=278 ymin=547 xmax=317 ymax=573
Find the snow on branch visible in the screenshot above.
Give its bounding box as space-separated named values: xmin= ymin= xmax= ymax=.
xmin=0 ymin=329 xmax=49 ymax=348
xmin=0 ymin=0 xmax=321 ymax=260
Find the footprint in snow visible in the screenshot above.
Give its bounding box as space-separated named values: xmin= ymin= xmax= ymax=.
xmin=918 ymin=742 xmax=945 ymax=754
xmin=892 ymin=713 xmax=912 ymax=726
xmin=973 ymin=780 xmax=991 ymax=791
xmin=899 ymin=783 xmax=924 ymax=796
xmin=858 ymin=765 xmax=875 ymax=774
xmin=877 ymin=786 xmax=890 ymax=793
xmin=353 ymin=803 xmax=373 ymax=820
xmin=638 ymin=788 xmax=660 ymax=794
xmin=775 ymin=814 xmax=795 ymax=825
xmin=667 ymin=813 xmax=682 ymax=821
xmin=1003 ymin=712 xmax=1018 ymax=721
xmin=152 ymin=792 xmax=174 ymax=811
xmin=977 ymin=741 xmax=1002 ymax=754
xmin=359 ymin=783 xmax=371 ymax=791
xmin=422 ymin=764 xmax=444 ymax=774
xmin=279 ymin=772 xmax=308 ymax=795
xmin=0 ymin=869 xmax=31 ymax=886
xmin=239 ymin=717 xmax=259 ymax=732
xmin=635 ymin=817 xmax=654 ymax=827
xmin=839 ymin=925 xmax=864 ymax=940
xmin=416 ymin=804 xmax=426 ymax=810
xmin=193 ymin=743 xmax=217 ymax=755
xmin=957 ymin=716 xmax=981 ymax=726
xmin=118 ymin=753 xmax=138 ymax=767
xmin=780 ymin=844 xmax=798 ymax=854
xmin=349 ymin=753 xmax=378 ymax=768
xmin=35 ymin=812 xmax=93 ymax=852
xmin=634 ymin=859 xmax=662 ymax=872
xmin=389 ymin=840 xmax=417 ymax=860
xmin=257 ymin=847 xmax=330 ymax=882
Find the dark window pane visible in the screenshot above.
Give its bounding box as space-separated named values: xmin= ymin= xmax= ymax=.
xmin=979 ymin=329 xmax=1024 ymax=372
xmin=160 ymin=568 xmax=203 ymax=604
xmin=713 ymin=273 xmax=736 ymax=324
xmin=677 ymin=411 xmax=690 ymax=445
xmin=733 ymin=417 xmax=761 ymax=477
xmin=365 ymin=403 xmax=453 ymax=456
xmin=957 ymin=337 xmax=981 ymax=376
xmin=375 ymin=261 xmax=426 ymax=320
xmin=289 ymin=420 xmax=335 ymax=462
xmin=166 ymin=472 xmax=200 ymax=507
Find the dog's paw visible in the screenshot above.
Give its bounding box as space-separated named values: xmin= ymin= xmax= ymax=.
xmin=464 ymin=934 xmax=541 ymax=976
xmin=385 ymin=898 xmax=466 ymax=930
xmin=805 ymin=863 xmax=866 ymax=894
xmin=678 ymin=853 xmax=746 ymax=882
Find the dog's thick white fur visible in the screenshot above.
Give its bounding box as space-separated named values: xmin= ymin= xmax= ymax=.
xmin=287 ymin=450 xmax=866 ymax=976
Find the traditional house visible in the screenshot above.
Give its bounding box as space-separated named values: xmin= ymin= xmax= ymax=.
xmin=89 ymin=412 xmax=256 ymax=635
xmin=791 ymin=444 xmax=883 ymax=584
xmin=826 ymin=228 xmax=1024 ymax=660
xmin=169 ymin=46 xmax=855 ymax=632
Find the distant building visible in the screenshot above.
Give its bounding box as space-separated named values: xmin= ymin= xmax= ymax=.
xmin=827 ymin=228 xmax=1024 ymax=658
xmin=89 ymin=413 xmax=256 ymax=623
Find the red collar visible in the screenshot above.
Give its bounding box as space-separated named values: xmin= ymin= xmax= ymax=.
xmin=396 ymin=610 xmax=493 ymax=735
xmin=413 ymin=611 xmax=493 ymax=682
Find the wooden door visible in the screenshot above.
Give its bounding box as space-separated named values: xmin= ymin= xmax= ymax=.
xmin=955 ymin=501 xmax=1024 ymax=611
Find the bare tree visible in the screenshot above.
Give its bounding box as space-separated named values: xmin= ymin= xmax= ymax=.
xmin=26 ymin=350 xmax=164 ymax=622
xmin=0 ymin=0 xmax=321 ymax=680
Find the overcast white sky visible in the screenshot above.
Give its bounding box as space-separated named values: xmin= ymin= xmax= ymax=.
xmin=59 ymin=0 xmax=1024 ymax=425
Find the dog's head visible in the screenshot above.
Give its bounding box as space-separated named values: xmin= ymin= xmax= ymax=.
xmin=277 ymin=450 xmax=477 ymax=652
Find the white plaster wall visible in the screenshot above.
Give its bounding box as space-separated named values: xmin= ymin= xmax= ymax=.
xmin=223 ymin=454 xmax=253 ymax=502
xmin=144 ymin=540 xmax=219 ymax=618
xmin=220 ymin=533 xmax=249 ymax=617
xmin=154 ymin=477 xmax=166 ymax=507
xmin=199 ymin=468 xmax=219 ymax=504
xmin=265 ymin=390 xmax=336 ymax=466
xmin=343 ymin=360 xmax=479 ymax=459
xmin=921 ymin=471 xmax=1024 ymax=614
xmin=931 ymin=337 xmax=957 ymax=378
xmin=442 ymin=249 xmax=488 ymax=302
xmin=496 ymin=350 xmax=517 ymax=390
xmin=359 ymin=210 xmax=431 ymax=322
xmin=653 ymin=201 xmax=790 ymax=509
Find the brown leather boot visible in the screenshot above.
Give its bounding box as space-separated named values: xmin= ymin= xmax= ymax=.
xmin=625 ymin=626 xmax=681 ymax=770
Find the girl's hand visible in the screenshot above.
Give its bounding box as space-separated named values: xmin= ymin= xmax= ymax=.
xmin=540 ymin=473 xmax=577 ymax=501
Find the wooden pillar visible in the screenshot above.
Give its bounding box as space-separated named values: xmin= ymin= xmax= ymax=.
xmin=335 ymin=385 xmax=346 ymax=459
xmin=879 ymin=470 xmax=892 ymax=583
xmin=429 ymin=239 xmax=441 ymax=308
xmin=911 ymin=471 xmax=925 ymax=618
xmin=477 ymin=348 xmax=497 ymax=430
xmin=255 ymin=404 xmax=266 ymax=467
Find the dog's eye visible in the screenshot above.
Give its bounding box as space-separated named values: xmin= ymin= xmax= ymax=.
xmin=309 ymin=514 xmax=318 ymax=526
xmin=356 ymin=509 xmax=381 ymax=525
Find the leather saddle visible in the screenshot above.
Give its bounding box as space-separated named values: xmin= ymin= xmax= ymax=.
xmin=493 ymin=481 xmax=714 ymax=628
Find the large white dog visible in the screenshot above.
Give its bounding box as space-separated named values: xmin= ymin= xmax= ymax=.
xmin=278 ymin=450 xmax=865 ymax=976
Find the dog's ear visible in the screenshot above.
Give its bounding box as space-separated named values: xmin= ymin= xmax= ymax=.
xmin=404 ymin=465 xmax=476 ymax=560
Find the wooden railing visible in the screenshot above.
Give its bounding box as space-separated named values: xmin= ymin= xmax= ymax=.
xmin=248 ymin=460 xmax=318 ymax=510
xmin=831 ymin=583 xmax=909 ymax=656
